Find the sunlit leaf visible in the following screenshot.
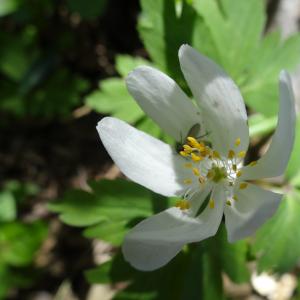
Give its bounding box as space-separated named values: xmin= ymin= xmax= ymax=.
xmin=85 ymin=78 xmax=144 ymax=123
xmin=254 ymin=192 xmax=300 ymax=273
xmin=48 ymin=179 xmax=153 ymax=227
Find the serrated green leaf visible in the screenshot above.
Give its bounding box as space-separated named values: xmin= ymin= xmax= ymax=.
xmin=48 ymin=179 xmax=153 ymax=227
xmin=138 ymin=0 xmax=201 ymax=82
xmin=193 ymin=0 xmax=265 ymax=78
xmin=83 ymin=220 xmax=127 ymax=245
xmin=254 ymin=192 xmax=300 ymax=273
xmin=85 ymin=78 xmax=144 ymax=123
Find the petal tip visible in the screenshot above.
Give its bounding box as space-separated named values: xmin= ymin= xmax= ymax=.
xmin=178 ymin=44 xmax=192 ymax=59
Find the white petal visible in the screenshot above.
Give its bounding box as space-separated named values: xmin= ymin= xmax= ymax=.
xmin=179 ymin=44 xmax=249 ymax=155
xmin=97 ymin=117 xmax=188 ymax=197
xmin=126 ymin=66 xmax=202 ymax=141
xmin=224 ymin=183 xmax=282 ymax=242
xmin=241 ymin=71 xmax=296 ymax=180
xmin=122 ymin=184 xmax=224 ymax=271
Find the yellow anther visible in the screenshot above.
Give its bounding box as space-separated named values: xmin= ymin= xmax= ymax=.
xmin=212 ymin=150 xmax=221 ymax=159
xmin=191 ymin=153 xmax=202 ymax=162
xmin=237 ymin=151 xmax=246 ymax=158
xmin=200 ymin=146 xmax=210 ymax=157
xmin=184 ymin=163 xmax=193 ymax=168
xmin=232 ymin=164 xmax=237 ymax=172
xmin=249 ymin=161 xmax=257 ymax=167
xmin=228 ymin=149 xmax=235 ymax=159
xmin=236 ymin=170 xmax=242 ymax=177
xmin=183 ymin=179 xmax=192 ymax=184
xmin=209 ymin=199 xmax=215 ymax=209
xmin=235 ymin=138 xmax=241 ymax=146
xmin=175 ymin=200 xmax=190 ymax=210
xmin=183 ymin=145 xmax=192 ymax=152
xmin=198 ymin=176 xmax=205 ymax=184
xmin=192 ymin=168 xmax=200 ymax=176
xmin=187 ymin=136 xmax=199 ymax=148
xmin=233 ymin=195 xmax=238 ymax=201
xmin=226 ymin=200 xmax=232 ymax=206
xmin=180 ymin=151 xmax=188 ymax=157
xmin=239 ymin=182 xmax=248 ymax=190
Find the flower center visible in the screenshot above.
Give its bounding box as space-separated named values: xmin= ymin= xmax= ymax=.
xmin=175 ymin=136 xmax=257 ymax=210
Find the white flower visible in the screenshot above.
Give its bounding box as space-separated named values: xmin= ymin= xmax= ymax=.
xmin=96 ymin=45 xmax=296 ymax=271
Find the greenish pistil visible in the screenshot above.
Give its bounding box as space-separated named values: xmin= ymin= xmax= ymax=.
xmin=211 ymin=166 xmax=227 ymax=183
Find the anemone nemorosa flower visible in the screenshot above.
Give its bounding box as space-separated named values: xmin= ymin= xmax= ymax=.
xmin=96 ymin=45 xmax=296 ymax=271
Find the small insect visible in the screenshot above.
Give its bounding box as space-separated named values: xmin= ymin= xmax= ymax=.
xmin=176 ymin=123 xmax=211 ymax=153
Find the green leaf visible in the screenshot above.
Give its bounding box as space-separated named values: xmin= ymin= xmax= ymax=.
xmin=135 ymin=116 xmax=163 ymax=138
xmin=115 ymin=55 xmax=152 ymax=78
xmin=48 ymin=179 xmax=153 ymax=227
xmin=85 ymin=246 xmax=224 ymax=300
xmin=254 ymin=192 xmax=300 ymax=273
xmin=0 ymin=221 xmax=47 ymax=267
xmin=193 ymin=0 xmax=265 ymax=78
xmin=248 ymin=114 xmax=277 ymax=138
xmin=0 ymin=0 xmax=21 ymax=17
xmin=83 ymin=220 xmax=128 ymax=245
xmin=241 ymin=32 xmax=300 ymax=116
xmin=0 ymin=191 xmax=16 ymax=222
xmin=214 ymin=225 xmax=249 ymax=283
xmin=138 ymin=0 xmax=202 ymax=82
xmin=286 ymin=117 xmax=300 ymax=179
xmin=85 ymin=78 xmax=144 ymax=123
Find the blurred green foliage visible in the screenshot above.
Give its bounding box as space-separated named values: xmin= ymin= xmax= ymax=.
xmin=2 ymin=0 xmax=300 ymax=298
xmin=0 ymin=181 xmax=47 ymax=299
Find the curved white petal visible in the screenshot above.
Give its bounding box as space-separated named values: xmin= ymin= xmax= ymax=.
xmin=179 ymin=44 xmax=249 ymax=155
xmin=224 ymin=183 xmax=282 ymax=243
xmin=126 ymin=66 xmax=201 ymax=142
xmin=241 ymin=71 xmax=296 ymax=180
xmin=97 ymin=117 xmax=188 ymax=197
xmin=122 ymin=184 xmax=224 ymax=271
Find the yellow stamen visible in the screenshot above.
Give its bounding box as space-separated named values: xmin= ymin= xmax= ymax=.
xmin=180 ymin=151 xmax=188 ymax=157
xmin=192 ymin=168 xmax=200 ymax=176
xmin=228 ymin=149 xmax=235 ymax=159
xmin=226 ymin=200 xmax=231 ymax=206
xmin=183 ymin=145 xmax=192 ymax=152
xmin=191 ymin=153 xmax=202 ymax=162
xmin=209 ymin=199 xmax=215 ymax=209
xmin=239 ymin=182 xmax=248 ymax=190
xmin=249 ymin=161 xmax=257 ymax=167
xmin=175 ymin=200 xmax=190 ymax=210
xmin=184 ymin=163 xmax=193 ymax=168
xmin=187 ymin=136 xmax=199 ymax=148
xmin=236 ymin=170 xmax=242 ymax=177
xmin=235 ymin=138 xmax=241 ymax=146
xmin=237 ymin=151 xmax=246 ymax=158
xmin=212 ymin=150 xmax=221 ymax=159
xmin=183 ymin=179 xmax=192 ymax=184
xmin=233 ymin=195 xmax=238 ymax=201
